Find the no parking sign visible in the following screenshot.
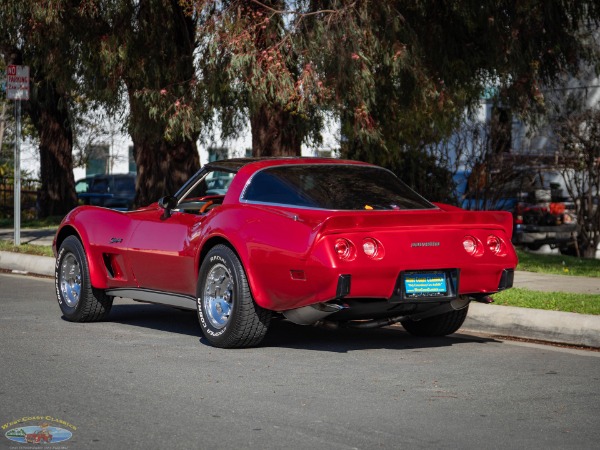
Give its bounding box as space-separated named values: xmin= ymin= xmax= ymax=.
xmin=6 ymin=65 xmax=29 ymax=100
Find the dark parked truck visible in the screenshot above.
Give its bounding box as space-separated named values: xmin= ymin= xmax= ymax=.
xmin=513 ymin=199 xmax=578 ymax=250
xmin=75 ymin=173 xmax=136 ymax=211
xmin=457 ymin=168 xmax=578 ymax=251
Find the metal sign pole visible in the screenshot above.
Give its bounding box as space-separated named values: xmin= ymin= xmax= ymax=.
xmin=7 ymin=64 xmax=29 ymax=246
xmin=14 ymin=99 xmax=21 ymax=246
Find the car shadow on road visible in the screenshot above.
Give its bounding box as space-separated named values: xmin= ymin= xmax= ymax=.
xmin=100 ymin=303 xmax=499 ymax=352
xmin=104 ymin=303 xmax=200 ymax=337
xmin=259 ymin=318 xmax=499 ymax=353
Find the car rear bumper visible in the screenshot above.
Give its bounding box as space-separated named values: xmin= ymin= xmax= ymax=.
xmin=513 ymin=224 xmax=577 ymax=246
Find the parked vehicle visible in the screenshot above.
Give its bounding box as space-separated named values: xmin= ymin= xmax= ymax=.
xmin=75 ymin=173 xmax=136 ymax=211
xmin=54 ymin=158 xmax=517 ymax=348
xmin=457 ymin=168 xmax=578 ymax=251
xmin=512 ymin=196 xmax=578 ymax=251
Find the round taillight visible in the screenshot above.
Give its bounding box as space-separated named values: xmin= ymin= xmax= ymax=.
xmin=487 ymin=235 xmax=507 ymax=256
xmin=362 ymin=238 xmax=384 ymax=260
xmin=334 ymin=238 xmax=356 ymax=261
xmin=463 ymin=236 xmax=483 ymax=257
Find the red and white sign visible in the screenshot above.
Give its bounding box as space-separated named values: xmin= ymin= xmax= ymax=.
xmin=6 ymin=65 xmax=30 ymax=100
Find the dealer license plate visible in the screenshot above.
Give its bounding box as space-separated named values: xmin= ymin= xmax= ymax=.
xmin=404 ymin=272 xmax=447 ymax=295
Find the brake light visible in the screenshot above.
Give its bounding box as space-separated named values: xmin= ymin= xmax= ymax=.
xmin=487 ymin=235 xmax=507 ymax=256
xmin=362 ymin=238 xmax=384 ymax=260
xmin=334 ymin=238 xmax=356 ymax=261
xmin=463 ymin=236 xmax=483 ymax=257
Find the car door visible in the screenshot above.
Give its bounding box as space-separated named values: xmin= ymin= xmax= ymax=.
xmin=89 ymin=176 xmax=110 ymax=207
xmin=125 ymin=169 xmax=232 ymax=296
xmin=126 ymin=208 xmax=204 ymax=296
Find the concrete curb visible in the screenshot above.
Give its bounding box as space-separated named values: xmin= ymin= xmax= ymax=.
xmin=463 ymin=303 xmax=600 ymax=348
xmin=0 ymin=251 xmax=55 ymax=277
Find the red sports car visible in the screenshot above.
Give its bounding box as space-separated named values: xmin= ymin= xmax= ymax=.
xmin=53 ymin=158 xmax=518 ymax=348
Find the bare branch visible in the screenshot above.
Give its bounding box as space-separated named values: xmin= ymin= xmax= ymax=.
xmin=248 ymin=0 xmax=353 ymax=18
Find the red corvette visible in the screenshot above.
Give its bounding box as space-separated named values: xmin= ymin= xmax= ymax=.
xmin=53 ymin=158 xmax=517 ymax=348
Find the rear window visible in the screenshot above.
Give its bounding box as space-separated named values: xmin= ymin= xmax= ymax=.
xmin=242 ymin=164 xmax=435 ymax=210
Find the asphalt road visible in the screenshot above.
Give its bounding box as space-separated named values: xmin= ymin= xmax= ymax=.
xmin=1 ymin=273 xmax=599 ymax=450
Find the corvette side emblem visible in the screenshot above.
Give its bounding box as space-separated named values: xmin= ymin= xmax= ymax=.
xmin=110 ymin=237 xmax=123 ymax=243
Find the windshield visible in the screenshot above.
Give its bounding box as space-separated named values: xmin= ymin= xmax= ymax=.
xmin=242 ymin=164 xmax=435 ymax=210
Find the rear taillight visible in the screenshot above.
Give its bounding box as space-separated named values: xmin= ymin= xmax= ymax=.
xmin=362 ymin=238 xmax=384 ymax=260
xmin=487 ymin=235 xmax=507 ymax=256
xmin=463 ymin=236 xmax=484 ymax=257
xmin=334 ymin=238 xmax=356 ymax=261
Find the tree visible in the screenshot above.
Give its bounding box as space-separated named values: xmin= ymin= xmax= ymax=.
xmin=174 ymin=1 xmax=600 ymax=185
xmin=4 ymin=1 xmax=205 ymax=212
xmin=85 ymin=0 xmax=600 ymax=211
xmin=187 ymin=0 xmax=323 ymax=156
xmin=6 ymin=1 xmax=600 ymax=211
xmin=73 ymin=0 xmax=203 ymax=206
xmin=0 ymin=1 xmax=79 ymax=217
xmin=554 ymin=103 xmax=600 ymax=258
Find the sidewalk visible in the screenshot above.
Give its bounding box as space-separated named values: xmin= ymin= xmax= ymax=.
xmin=1 ymin=227 xmax=599 ymax=348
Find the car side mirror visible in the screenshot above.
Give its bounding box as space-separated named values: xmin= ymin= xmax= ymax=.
xmin=158 ymin=195 xmax=177 ymax=219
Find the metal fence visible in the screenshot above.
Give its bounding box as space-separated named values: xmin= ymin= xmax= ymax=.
xmin=0 ymin=177 xmax=41 ymax=218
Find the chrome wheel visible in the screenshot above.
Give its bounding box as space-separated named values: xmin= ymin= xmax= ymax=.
xmin=203 ymin=263 xmax=233 ymax=329
xmin=60 ymin=253 xmax=82 ymax=308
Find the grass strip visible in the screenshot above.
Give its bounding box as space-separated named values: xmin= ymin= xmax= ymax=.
xmin=0 ymin=216 xmax=64 ymax=228
xmin=515 ymin=248 xmax=600 ymax=278
xmin=492 ymin=287 xmax=600 ymax=315
xmin=0 ymin=240 xmax=54 ymax=257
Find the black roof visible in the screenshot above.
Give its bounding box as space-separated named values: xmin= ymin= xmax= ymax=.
xmin=204 ymin=158 xmax=261 ymax=172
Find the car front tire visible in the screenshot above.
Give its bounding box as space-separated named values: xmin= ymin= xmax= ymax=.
xmin=197 ymin=244 xmax=271 ymax=348
xmin=400 ymin=305 xmax=469 ymax=337
xmin=55 ymin=235 xmax=113 ymax=322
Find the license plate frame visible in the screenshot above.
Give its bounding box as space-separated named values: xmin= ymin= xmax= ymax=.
xmin=404 ymin=272 xmax=447 ymax=295
xmin=391 ymin=269 xmax=459 ymax=302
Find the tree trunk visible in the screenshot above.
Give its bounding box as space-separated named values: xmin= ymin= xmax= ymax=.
xmin=27 ymin=81 xmax=77 ymax=218
xmin=129 ymin=95 xmax=200 ymax=207
xmin=119 ymin=0 xmax=200 ymax=207
xmin=250 ymin=104 xmax=303 ymax=156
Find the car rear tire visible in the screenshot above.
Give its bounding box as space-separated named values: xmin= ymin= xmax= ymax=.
xmin=197 ymin=244 xmax=271 ymax=348
xmin=400 ymin=305 xmax=469 ymax=337
xmin=55 ymin=235 xmax=113 ymax=321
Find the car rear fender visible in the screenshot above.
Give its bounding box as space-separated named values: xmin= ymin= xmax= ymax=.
xmin=200 ymin=205 xmax=320 ymax=310
xmin=199 ymin=231 xmax=275 ymax=310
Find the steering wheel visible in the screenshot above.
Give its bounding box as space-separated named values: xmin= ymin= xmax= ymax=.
xmin=199 ymin=200 xmax=214 ymax=214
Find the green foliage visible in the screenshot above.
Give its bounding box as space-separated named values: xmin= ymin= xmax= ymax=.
xmin=3 ymin=1 xmax=600 ymax=207
xmin=183 ymin=0 xmax=600 ymax=159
